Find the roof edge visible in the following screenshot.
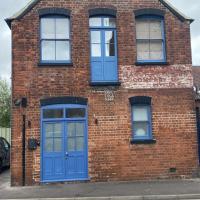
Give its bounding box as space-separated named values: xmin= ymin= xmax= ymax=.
xmin=5 ymin=0 xmax=194 ymax=29
xmin=159 ymin=0 xmax=194 ymax=23
xmin=5 ymin=0 xmax=40 ymax=29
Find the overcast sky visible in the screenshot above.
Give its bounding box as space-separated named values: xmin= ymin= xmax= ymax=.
xmin=0 ymin=0 xmax=200 ymax=82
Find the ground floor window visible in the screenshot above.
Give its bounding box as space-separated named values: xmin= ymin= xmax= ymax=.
xmin=129 ymin=96 xmax=153 ymax=141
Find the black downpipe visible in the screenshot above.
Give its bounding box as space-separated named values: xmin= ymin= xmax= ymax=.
xmin=196 ymin=107 xmax=200 ymax=165
xmin=22 ymin=115 xmax=26 ymax=186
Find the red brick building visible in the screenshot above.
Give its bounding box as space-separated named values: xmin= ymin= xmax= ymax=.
xmin=6 ymin=0 xmax=199 ymax=186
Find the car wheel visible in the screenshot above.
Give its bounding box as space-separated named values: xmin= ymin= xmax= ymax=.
xmin=0 ymin=159 xmax=3 ymax=173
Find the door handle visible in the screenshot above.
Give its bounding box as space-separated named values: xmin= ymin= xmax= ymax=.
xmin=65 ymin=152 xmax=69 ymax=159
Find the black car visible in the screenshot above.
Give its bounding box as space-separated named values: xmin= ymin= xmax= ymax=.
xmin=0 ymin=137 xmax=10 ymax=172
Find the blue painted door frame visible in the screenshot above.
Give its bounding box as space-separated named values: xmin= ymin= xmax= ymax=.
xmin=41 ymin=104 xmax=89 ymax=182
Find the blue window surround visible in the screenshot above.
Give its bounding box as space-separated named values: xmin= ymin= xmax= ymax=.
xmin=129 ymin=96 xmax=156 ymax=144
xmin=40 ymin=104 xmax=89 ymax=182
xmin=39 ymin=14 xmax=72 ymax=65
xmin=135 ymin=14 xmax=167 ymax=65
xmin=90 ymin=16 xmax=119 ymax=85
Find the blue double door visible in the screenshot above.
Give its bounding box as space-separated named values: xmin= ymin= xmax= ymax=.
xmin=42 ymin=120 xmax=88 ymax=182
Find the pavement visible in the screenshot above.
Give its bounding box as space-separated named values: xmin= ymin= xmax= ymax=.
xmin=1 ymin=170 xmax=200 ymax=200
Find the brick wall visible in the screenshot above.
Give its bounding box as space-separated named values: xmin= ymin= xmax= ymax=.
xmin=10 ymin=0 xmax=198 ymax=186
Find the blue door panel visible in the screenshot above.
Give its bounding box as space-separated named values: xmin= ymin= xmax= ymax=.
xmin=91 ymin=61 xmax=103 ymax=81
xmin=44 ymin=157 xmax=53 ymax=177
xmin=54 ymin=157 xmax=65 ymax=175
xmin=104 ymin=61 xmax=118 ymax=81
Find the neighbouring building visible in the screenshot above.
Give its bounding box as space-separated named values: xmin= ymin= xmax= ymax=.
xmin=6 ymin=0 xmax=199 ymax=186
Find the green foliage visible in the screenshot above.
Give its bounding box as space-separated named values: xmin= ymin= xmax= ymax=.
xmin=0 ymin=78 xmax=11 ymax=128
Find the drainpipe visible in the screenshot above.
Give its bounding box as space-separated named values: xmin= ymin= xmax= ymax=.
xmin=22 ymin=114 xmax=26 ymax=186
xmin=14 ymin=97 xmax=27 ymax=186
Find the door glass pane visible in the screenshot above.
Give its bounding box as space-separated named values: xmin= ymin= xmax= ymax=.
xmin=105 ymin=43 xmax=115 ymax=57
xmin=41 ymin=41 xmax=55 ymax=61
xmin=66 ymin=108 xmax=85 ymax=118
xmin=136 ymin=20 xmax=149 ymax=39
xmin=76 ymin=123 xmax=84 ymax=136
xmin=76 ymin=137 xmax=84 ymax=151
xmin=91 ymin=43 xmax=101 ymax=57
xmin=89 ymin=17 xmax=102 ymax=27
xmin=104 ymin=18 xmax=116 ymax=27
xmin=67 ymin=123 xmax=76 ymax=137
xmin=133 ymin=106 xmax=148 ymax=121
xmin=56 ymin=18 xmax=70 ymax=39
xmin=134 ymin=122 xmax=149 ymax=137
xmin=45 ymin=123 xmax=54 ymax=137
xmin=68 ymin=138 xmax=75 ymax=151
xmin=45 ymin=138 xmax=53 ymax=152
xmin=150 ymin=41 xmax=163 ymax=60
xmin=43 ymin=109 xmax=63 ymax=119
xmin=105 ymin=31 xmax=115 ymax=43
xmin=54 ymin=138 xmax=62 ymax=152
xmin=105 ymin=31 xmax=115 ymax=57
xmin=137 ymin=41 xmax=150 ymax=60
xmin=150 ymin=20 xmax=162 ymax=39
xmin=56 ymin=41 xmax=70 ymax=61
xmin=91 ymin=31 xmax=101 ymax=43
xmin=54 ymin=123 xmax=62 ymax=137
xmin=41 ymin=18 xmax=55 ymax=39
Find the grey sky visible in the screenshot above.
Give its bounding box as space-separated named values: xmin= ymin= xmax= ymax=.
xmin=0 ymin=0 xmax=200 ymax=82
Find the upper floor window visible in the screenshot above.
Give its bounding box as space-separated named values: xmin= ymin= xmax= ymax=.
xmin=89 ymin=16 xmax=118 ymax=84
xmin=136 ymin=15 xmax=166 ymax=63
xmin=40 ymin=15 xmax=71 ymax=63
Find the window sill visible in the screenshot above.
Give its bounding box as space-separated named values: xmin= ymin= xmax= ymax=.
xmin=130 ymin=139 xmax=156 ymax=144
xmin=89 ymin=82 xmax=121 ymax=86
xmin=38 ymin=62 xmax=73 ymax=67
xmin=135 ymin=62 xmax=168 ymax=66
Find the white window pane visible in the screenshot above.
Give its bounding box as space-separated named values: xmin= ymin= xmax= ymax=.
xmin=137 ymin=41 xmax=150 ymax=60
xmin=91 ymin=31 xmax=101 ymax=43
xmin=68 ymin=138 xmax=75 ymax=151
xmin=133 ymin=106 xmax=148 ymax=121
xmin=76 ymin=123 xmax=84 ymax=136
xmin=67 ymin=123 xmax=76 ymax=137
xmin=54 ymin=123 xmax=62 ymax=137
xmin=150 ymin=41 xmax=163 ymax=60
xmin=104 ymin=17 xmax=116 ymax=27
xmin=45 ymin=124 xmax=54 ymax=137
xmin=150 ymin=20 xmax=162 ymax=39
xmin=54 ymin=138 xmax=62 ymax=152
xmin=41 ymin=41 xmax=55 ymax=61
xmin=91 ymin=43 xmax=101 ymax=57
xmin=56 ymin=18 xmax=70 ymax=39
xmin=41 ymin=18 xmax=55 ymax=39
xmin=105 ymin=31 xmax=115 ymax=43
xmin=56 ymin=41 xmax=70 ymax=61
xmin=76 ymin=137 xmax=84 ymax=151
xmin=89 ymin=17 xmax=102 ymax=27
xmin=136 ymin=20 xmax=149 ymax=39
xmin=45 ymin=138 xmax=53 ymax=152
xmin=134 ymin=122 xmax=148 ymax=137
